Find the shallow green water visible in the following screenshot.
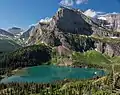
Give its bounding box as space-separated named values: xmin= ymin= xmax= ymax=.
xmin=1 ymin=65 xmax=105 ymax=83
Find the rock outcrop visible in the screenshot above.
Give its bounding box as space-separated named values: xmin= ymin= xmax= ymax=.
xmin=96 ymin=42 xmax=120 ymax=57
xmin=20 ymin=26 xmax=35 ymax=40
xmin=98 ymin=14 xmax=120 ymax=32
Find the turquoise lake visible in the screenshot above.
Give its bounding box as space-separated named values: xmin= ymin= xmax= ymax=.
xmin=1 ymin=65 xmax=106 ymax=83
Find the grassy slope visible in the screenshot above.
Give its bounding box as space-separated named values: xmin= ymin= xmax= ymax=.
xmin=0 ymin=39 xmax=21 ymax=52
xmin=111 ymin=56 xmax=120 ymax=72
xmin=84 ymin=50 xmax=111 ymax=65
xmin=72 ymin=50 xmax=111 ymax=66
xmin=112 ymin=56 xmax=120 ymax=64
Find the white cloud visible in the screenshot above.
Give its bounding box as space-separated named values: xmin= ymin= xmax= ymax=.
xmin=40 ymin=17 xmax=52 ymax=24
xmin=96 ymin=12 xmax=105 ymax=14
xmin=76 ymin=0 xmax=88 ymax=5
xmin=60 ymin=0 xmax=88 ymax=6
xmin=60 ymin=0 xmax=74 ymax=6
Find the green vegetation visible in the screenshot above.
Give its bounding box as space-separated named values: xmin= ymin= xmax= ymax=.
xmin=0 ymin=74 xmax=119 ymax=95
xmin=0 ymin=39 xmax=21 ymax=52
xmin=84 ymin=50 xmax=111 ymax=65
xmin=0 ymin=42 xmax=116 ymax=75
xmin=72 ymin=50 xmax=111 ymax=69
xmin=0 ymin=44 xmax=52 ymax=75
xmin=91 ymin=36 xmax=120 ymax=44
xmin=112 ymin=56 xmax=120 ymax=64
xmin=66 ymin=34 xmax=95 ymax=52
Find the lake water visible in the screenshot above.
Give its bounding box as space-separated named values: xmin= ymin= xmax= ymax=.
xmin=0 ymin=65 xmax=105 ymax=83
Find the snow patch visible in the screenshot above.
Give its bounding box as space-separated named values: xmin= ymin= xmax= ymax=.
xmin=110 ymin=37 xmax=118 ymax=39
xmin=40 ymin=17 xmax=52 ymax=24
xmin=20 ymin=32 xmax=24 ymax=35
xmin=84 ymin=9 xmax=97 ymax=18
xmin=98 ymin=17 xmax=107 ymax=20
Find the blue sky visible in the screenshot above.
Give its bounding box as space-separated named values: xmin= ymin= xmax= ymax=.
xmin=0 ymin=0 xmax=120 ymax=30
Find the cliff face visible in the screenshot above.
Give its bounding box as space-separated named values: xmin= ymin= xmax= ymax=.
xmin=53 ymin=7 xmax=93 ymax=35
xmin=98 ymin=14 xmax=120 ymax=32
xmin=20 ymin=26 xmax=35 ymax=40
xmin=96 ymin=42 xmax=120 ymax=57
xmin=27 ymin=6 xmax=120 ymax=56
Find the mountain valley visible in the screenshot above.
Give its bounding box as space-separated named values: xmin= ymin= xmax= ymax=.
xmin=0 ymin=6 xmax=120 ymax=95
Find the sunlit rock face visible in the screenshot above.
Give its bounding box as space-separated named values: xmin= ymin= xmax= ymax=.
xmin=98 ymin=14 xmax=120 ymax=32
xmin=95 ymin=42 xmax=120 ymax=57
xmin=20 ymin=26 xmax=35 ymax=41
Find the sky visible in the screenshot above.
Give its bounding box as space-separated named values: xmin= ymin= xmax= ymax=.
xmin=0 ymin=0 xmax=120 ymax=30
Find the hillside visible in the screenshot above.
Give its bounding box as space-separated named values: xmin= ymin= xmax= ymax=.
xmin=0 ymin=44 xmax=52 ymax=75
xmin=0 ymin=39 xmax=21 ymax=53
xmin=84 ymin=50 xmax=111 ymax=65
xmin=72 ymin=50 xmax=111 ymax=67
xmin=0 ymin=42 xmax=113 ymax=75
xmin=0 ymin=29 xmax=14 ymax=37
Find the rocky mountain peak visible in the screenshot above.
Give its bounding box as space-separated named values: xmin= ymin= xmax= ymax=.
xmin=26 ymin=6 xmax=97 ymax=50
xmin=8 ymin=27 xmax=23 ymax=36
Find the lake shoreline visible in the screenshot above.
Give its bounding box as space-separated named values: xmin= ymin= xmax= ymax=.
xmin=0 ymin=63 xmax=107 ymax=81
xmin=0 ymin=65 xmax=106 ymax=84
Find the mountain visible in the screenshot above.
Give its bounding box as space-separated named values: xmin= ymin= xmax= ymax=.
xmin=20 ymin=26 xmax=35 ymax=40
xmin=8 ymin=27 xmax=23 ymax=36
xmin=27 ymin=6 xmax=95 ymax=45
xmin=0 ymin=28 xmax=22 ymax=52
xmin=25 ymin=6 xmax=120 ymax=57
xmin=0 ymin=29 xmax=14 ymax=37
